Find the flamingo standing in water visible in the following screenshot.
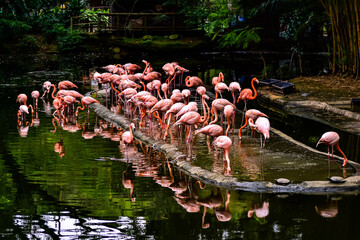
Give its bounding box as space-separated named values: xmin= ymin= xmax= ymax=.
xmin=150 ymin=98 xmax=174 ymax=129
xmin=31 ymin=90 xmax=40 ymax=110
xmin=173 ymin=98 xmax=207 ymax=143
xmin=42 ymin=81 xmax=52 ymax=98
xmin=18 ymin=104 xmax=34 ymax=120
xmin=212 ymin=135 xmax=232 ymax=174
xmin=224 ymin=105 xmax=235 ymax=136
xmin=238 ymin=109 xmax=268 ymax=139
xmin=249 ymin=117 xmax=270 ymax=148
xmin=209 ymin=99 xmax=234 ymax=125
xmin=122 ymin=123 xmax=135 ymax=144
xmin=75 ymin=96 xmax=100 ymax=117
xmin=316 ymin=131 xmax=348 ymax=167
xmin=229 ymin=82 xmax=241 ymax=105
xmin=237 ymin=77 xmax=259 ymax=111
xmin=163 ymin=102 xmax=186 ymax=140
xmin=17 ymin=93 xmax=27 ymax=105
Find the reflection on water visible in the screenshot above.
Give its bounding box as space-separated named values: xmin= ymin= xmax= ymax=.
xmin=1 ymin=54 xmax=360 ymax=239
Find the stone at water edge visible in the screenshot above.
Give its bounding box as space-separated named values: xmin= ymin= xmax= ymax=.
xmin=327 ymin=176 xmax=346 ymax=184
xmin=275 ymin=178 xmax=291 ymax=185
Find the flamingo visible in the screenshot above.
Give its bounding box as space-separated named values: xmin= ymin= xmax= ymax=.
xmin=75 ymin=96 xmax=100 ymax=117
xmin=123 ymin=63 xmax=141 ymax=74
xmin=224 ymin=105 xmax=235 ymax=136
xmin=194 ymin=124 xmax=223 ymax=138
xmin=122 ymin=123 xmax=136 ymax=144
xmin=229 ymin=82 xmax=241 ymax=105
xmin=58 ymin=80 xmax=78 ymax=90
xmin=42 ymin=81 xmax=52 ymax=98
xmin=150 ymin=99 xmax=174 ymax=129
xmin=173 ymin=97 xmax=208 ymax=142
xmin=238 ymin=109 xmax=268 ymax=139
xmin=161 ymin=83 xmax=169 ymax=99
xmin=17 ymin=104 xmax=34 ymax=120
xmin=182 ymin=89 xmax=191 ymax=104
xmin=16 ymin=93 xmax=27 ymax=105
xmin=237 ymin=77 xmax=259 ymax=111
xmin=316 ymin=131 xmax=348 ymax=167
xmin=185 ymin=76 xmax=205 ymax=88
xmin=175 ymin=102 xmax=198 ymax=119
xmin=249 ymin=117 xmax=270 ymax=148
xmin=209 ymin=99 xmax=235 ymax=125
xmin=163 ymin=102 xmax=186 ymax=140
xmin=212 ymin=135 xmax=232 ymax=173
xmin=214 ymin=82 xmax=229 ymax=99
xmin=212 ymin=72 xmax=224 ymax=87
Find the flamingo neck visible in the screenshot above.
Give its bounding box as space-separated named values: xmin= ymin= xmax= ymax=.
xmin=111 ymin=81 xmax=120 ymax=94
xmin=142 ymin=63 xmax=149 ymax=78
xmin=238 ymin=116 xmax=249 ymax=138
xmin=51 ymin=84 xmax=57 ymax=99
xmin=200 ymin=96 xmax=207 ymax=123
xmin=335 ymin=142 xmax=348 ymax=166
xmin=185 ymin=76 xmax=191 ymax=87
xmin=249 ymin=78 xmax=257 ymax=100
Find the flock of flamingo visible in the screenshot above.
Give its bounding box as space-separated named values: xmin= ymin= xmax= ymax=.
xmin=16 ymin=59 xmax=349 ymax=173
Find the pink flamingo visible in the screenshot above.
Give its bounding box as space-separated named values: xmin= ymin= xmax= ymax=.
xmin=212 ymin=72 xmax=224 ymax=87
xmin=249 ymin=117 xmax=270 ymax=148
xmin=185 ymin=76 xmax=205 ymax=88
xmin=17 ymin=104 xmax=34 ymax=120
xmin=237 ymin=77 xmax=259 ymax=111
xmin=209 ymin=99 xmax=234 ymax=125
xmin=194 ymin=124 xmax=223 ymax=138
xmin=75 ymin=96 xmax=100 ymax=117
xmin=181 ymin=89 xmax=191 ymax=104
xmin=16 ymin=93 xmax=27 ymax=105
xmin=229 ymin=82 xmax=241 ymax=105
xmin=163 ymin=102 xmax=186 ymax=140
xmin=58 ymin=80 xmax=78 ymax=90
xmin=316 ymin=131 xmax=348 ymax=167
xmin=42 ymin=81 xmax=52 ymax=98
xmin=150 ymin=99 xmax=174 ymax=129
xmin=214 ymin=82 xmax=229 ymax=99
xmin=238 ymin=109 xmax=268 ymax=139
xmin=122 ymin=123 xmax=136 ymax=144
xmin=224 ymin=105 xmax=235 ymax=136
xmin=173 ymin=108 xmax=207 ymax=142
xmin=212 ymin=135 xmax=232 ymax=173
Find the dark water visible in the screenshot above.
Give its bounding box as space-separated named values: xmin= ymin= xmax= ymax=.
xmin=1 ymin=54 xmax=360 ymax=239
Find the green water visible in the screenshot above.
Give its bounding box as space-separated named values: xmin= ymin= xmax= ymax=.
xmin=0 ymin=54 xmax=359 ymax=239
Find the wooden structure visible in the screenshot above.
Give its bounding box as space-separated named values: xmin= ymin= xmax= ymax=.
xmin=70 ymin=12 xmax=199 ymax=37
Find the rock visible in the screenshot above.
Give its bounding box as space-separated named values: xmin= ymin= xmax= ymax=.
xmin=327 ymin=176 xmax=346 ymax=184
xmin=275 ymin=178 xmax=291 ymax=185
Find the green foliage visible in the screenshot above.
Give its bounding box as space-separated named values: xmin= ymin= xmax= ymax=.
xmin=17 ymin=35 xmax=39 ymax=53
xmin=80 ymin=8 xmax=110 ymax=26
xmin=0 ymin=18 xmax=31 ymax=42
xmin=53 ymin=24 xmax=84 ymax=52
xmin=218 ymin=27 xmax=261 ymax=49
xmin=176 ymin=0 xmax=262 ymax=49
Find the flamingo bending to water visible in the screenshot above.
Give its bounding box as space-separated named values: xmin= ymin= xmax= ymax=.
xmin=316 ymin=131 xmax=348 ymax=167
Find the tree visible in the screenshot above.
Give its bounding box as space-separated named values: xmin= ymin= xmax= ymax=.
xmin=320 ymin=0 xmax=360 ymax=78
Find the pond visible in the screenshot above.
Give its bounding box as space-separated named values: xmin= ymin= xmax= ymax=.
xmin=1 ymin=53 xmax=360 ymax=239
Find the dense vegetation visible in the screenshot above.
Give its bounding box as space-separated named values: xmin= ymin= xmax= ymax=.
xmin=0 ymin=0 xmax=359 ymax=78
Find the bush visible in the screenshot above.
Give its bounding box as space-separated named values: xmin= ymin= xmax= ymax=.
xmin=17 ymin=35 xmax=39 ymax=53
xmin=54 ymin=25 xmax=84 ymax=52
xmin=0 ymin=19 xmax=31 ymax=42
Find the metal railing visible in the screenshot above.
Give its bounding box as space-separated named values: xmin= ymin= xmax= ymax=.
xmin=70 ymin=12 xmax=198 ymax=36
